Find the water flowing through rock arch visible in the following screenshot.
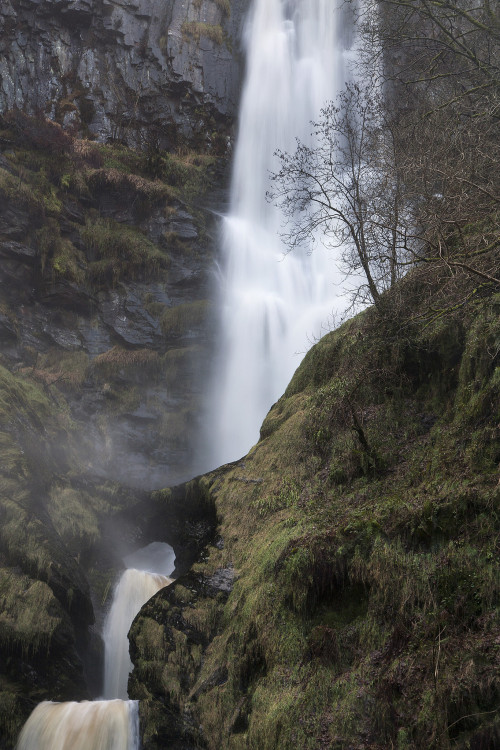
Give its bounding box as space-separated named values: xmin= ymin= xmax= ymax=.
xmin=16 ymin=543 xmax=175 ymax=750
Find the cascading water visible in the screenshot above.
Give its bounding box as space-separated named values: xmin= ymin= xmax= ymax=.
xmin=103 ymin=542 xmax=175 ymax=700
xmin=16 ymin=542 xmax=175 ymax=750
xmin=16 ymin=1 xmax=356 ymax=745
xmin=15 ymin=700 xmax=140 ymax=750
xmin=207 ymin=0 xmax=355 ymax=467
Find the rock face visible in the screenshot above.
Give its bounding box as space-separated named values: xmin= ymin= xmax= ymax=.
xmin=0 ymin=126 xmax=225 ymax=488
xmin=0 ymin=111 xmax=230 ymax=745
xmin=0 ymin=0 xmax=248 ymax=145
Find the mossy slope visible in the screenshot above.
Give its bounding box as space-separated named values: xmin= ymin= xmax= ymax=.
xmin=131 ymin=284 xmax=499 ymax=749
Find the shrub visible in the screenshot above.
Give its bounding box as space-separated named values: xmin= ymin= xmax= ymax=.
xmin=2 ymin=109 xmax=72 ymax=154
xmin=82 ymin=218 xmax=169 ymax=285
xmin=182 ymin=22 xmax=224 ymax=46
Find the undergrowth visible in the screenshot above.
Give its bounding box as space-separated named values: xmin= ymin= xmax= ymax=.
xmin=138 ymin=285 xmax=500 ymax=750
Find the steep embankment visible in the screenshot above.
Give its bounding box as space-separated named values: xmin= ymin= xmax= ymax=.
xmin=130 ymin=277 xmax=500 ymax=749
xmin=0 ymin=113 xmax=224 ymax=486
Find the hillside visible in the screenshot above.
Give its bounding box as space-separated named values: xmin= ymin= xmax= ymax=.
xmin=129 ymin=275 xmax=500 ymax=749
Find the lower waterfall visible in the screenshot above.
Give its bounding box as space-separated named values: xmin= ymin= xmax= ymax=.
xmin=15 ymin=542 xmax=175 ymax=750
xmin=15 ymin=700 xmax=139 ymax=750
xmin=103 ymin=547 xmax=173 ymax=700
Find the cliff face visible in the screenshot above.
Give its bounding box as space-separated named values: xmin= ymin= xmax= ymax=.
xmin=0 ymin=120 xmax=223 ymax=488
xmin=0 ymin=0 xmax=248 ymax=145
xmin=0 ymin=3 xmax=248 ymax=740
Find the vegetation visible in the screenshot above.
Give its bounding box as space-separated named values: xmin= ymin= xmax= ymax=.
xmin=82 ymin=218 xmax=170 ymax=287
xmin=271 ymin=0 xmax=499 ymax=312
xmin=0 ymin=109 xmax=220 ymax=292
xmin=182 ymin=22 xmax=225 ymax=47
xmin=131 ymin=273 xmax=500 ymax=749
xmin=160 ymin=300 xmax=211 ymax=337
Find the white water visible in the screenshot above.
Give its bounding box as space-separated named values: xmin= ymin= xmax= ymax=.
xmin=16 ymin=700 xmax=139 ymax=750
xmin=103 ymin=542 xmax=175 ymax=700
xmin=207 ymin=0 xmax=355 ymax=467
xmin=16 ymin=542 xmax=175 ymax=749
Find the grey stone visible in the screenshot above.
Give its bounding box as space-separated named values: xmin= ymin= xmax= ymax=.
xmin=0 ymin=0 xmax=250 ymax=144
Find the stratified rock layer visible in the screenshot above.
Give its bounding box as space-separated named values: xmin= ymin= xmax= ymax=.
xmin=0 ymin=0 xmax=248 ymax=144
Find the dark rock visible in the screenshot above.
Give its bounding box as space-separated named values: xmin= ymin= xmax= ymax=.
xmin=0 ymin=311 xmax=17 ymax=339
xmin=100 ymin=289 xmax=160 ymax=346
xmin=206 ymin=565 xmax=234 ymax=594
xmin=191 ymin=665 xmax=228 ymax=700
xmin=0 ymin=239 xmax=36 ymax=259
xmin=0 ymin=0 xmax=250 ymax=144
xmin=167 ymin=209 xmax=199 ymax=240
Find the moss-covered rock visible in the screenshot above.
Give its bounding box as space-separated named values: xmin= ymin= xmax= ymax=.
xmin=130 ymin=285 xmax=500 ymax=750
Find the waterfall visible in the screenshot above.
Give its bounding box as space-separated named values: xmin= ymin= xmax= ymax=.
xmin=103 ymin=570 xmax=171 ymax=700
xmin=103 ymin=542 xmax=175 ymax=698
xmin=207 ymin=0 xmax=354 ymax=467
xmin=15 ymin=700 xmax=139 ymax=750
xmin=16 ymin=542 xmax=175 ymax=750
xmin=103 ymin=542 xmax=175 ymax=700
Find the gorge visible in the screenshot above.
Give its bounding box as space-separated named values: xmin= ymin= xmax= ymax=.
xmin=0 ymin=0 xmax=499 ymax=749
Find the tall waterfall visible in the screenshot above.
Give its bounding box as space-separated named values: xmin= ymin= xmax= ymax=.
xmin=207 ymin=0 xmax=354 ymax=467
xmin=16 ymin=542 xmax=175 ymax=750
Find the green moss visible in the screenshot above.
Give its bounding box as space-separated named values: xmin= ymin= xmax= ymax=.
xmin=0 ymin=166 xmax=43 ymax=214
xmin=34 ymin=349 xmax=89 ymax=390
xmin=0 ymin=365 xmax=52 ymax=427
xmin=82 ymin=218 xmax=170 ymax=286
xmin=0 ymin=690 xmax=28 ymax=748
xmin=46 ymin=486 xmax=100 ymax=553
xmin=36 ymin=220 xmax=85 ymax=284
xmin=214 ymin=0 xmax=230 ymax=15
xmin=160 ymin=300 xmax=210 ymax=336
xmin=182 ymin=22 xmax=224 ymax=46
xmin=91 ymin=346 xmax=160 ymax=380
xmin=0 ymin=570 xmax=69 ymax=656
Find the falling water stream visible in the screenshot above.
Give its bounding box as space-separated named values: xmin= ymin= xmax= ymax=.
xmin=16 ymin=0 xmax=354 ymax=746
xmin=207 ymin=0 xmax=355 ymax=467
xmin=103 ymin=543 xmax=175 ymax=701
xmin=16 ymin=543 xmax=175 ymax=750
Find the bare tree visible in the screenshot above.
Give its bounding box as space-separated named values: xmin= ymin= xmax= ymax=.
xmin=268 ymin=81 xmax=415 ymax=308
xmin=349 ymin=0 xmax=500 ymax=308
xmin=356 ymin=0 xmax=500 ymax=97
xmin=271 ymin=3 xmax=499 ymax=317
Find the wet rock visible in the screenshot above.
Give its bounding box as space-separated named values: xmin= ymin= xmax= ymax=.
xmin=0 ymin=0 xmax=249 ymax=144
xmin=166 ymin=209 xmax=199 ymax=240
xmin=191 ymin=665 xmax=228 ymax=700
xmin=206 ymin=565 xmax=234 ymax=594
xmin=129 ymin=562 xmax=230 ymax=749
xmin=0 ymin=310 xmax=17 ymax=340
xmin=100 ymin=289 xmax=161 ymax=346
